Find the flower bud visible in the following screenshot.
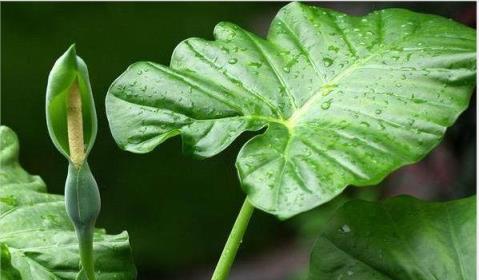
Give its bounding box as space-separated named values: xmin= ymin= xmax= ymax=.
xmin=46 ymin=44 xmax=97 ymax=164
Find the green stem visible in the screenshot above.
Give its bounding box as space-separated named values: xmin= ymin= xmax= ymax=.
xmin=211 ymin=199 xmax=255 ymax=280
xmin=77 ymin=226 xmax=95 ymax=280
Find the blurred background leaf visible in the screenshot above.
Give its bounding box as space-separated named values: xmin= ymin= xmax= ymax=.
xmin=1 ymin=2 xmax=475 ymax=279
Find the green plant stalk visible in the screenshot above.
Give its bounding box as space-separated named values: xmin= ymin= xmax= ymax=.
xmin=66 ymin=80 xmax=97 ymax=280
xmin=65 ymin=162 xmax=100 ymax=280
xmin=77 ymin=226 xmax=95 ymax=280
xmin=211 ymin=199 xmax=255 ymax=280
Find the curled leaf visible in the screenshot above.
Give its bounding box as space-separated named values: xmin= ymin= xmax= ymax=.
xmin=46 ymin=44 xmax=97 ymax=161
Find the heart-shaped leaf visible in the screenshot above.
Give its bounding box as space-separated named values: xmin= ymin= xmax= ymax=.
xmin=106 ymin=2 xmax=476 ymax=218
xmin=0 ymin=126 xmax=136 ymax=279
xmin=309 ymin=195 xmax=476 ymax=279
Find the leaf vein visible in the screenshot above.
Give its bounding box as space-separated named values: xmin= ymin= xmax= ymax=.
xmin=239 ymin=29 xmax=298 ymax=111
xmin=275 ymin=18 xmax=326 ymax=83
xmin=184 ymin=41 xmax=283 ymax=118
xmin=146 ymin=62 xmax=243 ymax=113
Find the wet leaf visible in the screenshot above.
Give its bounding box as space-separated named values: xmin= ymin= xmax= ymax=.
xmin=309 ymin=196 xmax=476 ymax=280
xmin=0 ymin=126 xmax=136 ymax=279
xmin=106 ymin=2 xmax=476 ymax=218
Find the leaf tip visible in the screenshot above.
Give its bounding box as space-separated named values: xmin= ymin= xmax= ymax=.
xmin=67 ymin=43 xmax=76 ymax=53
xmin=64 ymin=43 xmax=79 ymax=67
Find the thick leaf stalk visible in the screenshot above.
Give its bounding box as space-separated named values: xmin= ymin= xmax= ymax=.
xmin=212 ymin=199 xmax=254 ymax=280
xmin=46 ymin=45 xmax=100 ymax=280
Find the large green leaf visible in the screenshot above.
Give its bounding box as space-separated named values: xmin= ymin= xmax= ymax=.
xmin=0 ymin=126 xmax=136 ymax=279
xmin=309 ymin=195 xmax=476 ymax=280
xmin=106 ymin=2 xmax=476 ymax=218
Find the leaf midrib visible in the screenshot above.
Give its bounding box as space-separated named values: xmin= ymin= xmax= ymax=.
xmin=269 ymin=15 xmax=423 ymax=128
xmin=286 ymin=52 xmax=379 ymax=126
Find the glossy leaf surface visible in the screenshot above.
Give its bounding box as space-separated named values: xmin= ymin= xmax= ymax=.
xmin=106 ymin=2 xmax=476 ymax=218
xmin=309 ymin=195 xmax=476 ymax=280
xmin=0 ymin=126 xmax=136 ymax=279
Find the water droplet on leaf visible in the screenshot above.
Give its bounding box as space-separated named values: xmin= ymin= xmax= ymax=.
xmin=323 ymin=57 xmax=333 ymax=67
xmin=321 ymin=100 xmax=331 ymax=110
xmin=340 ymin=224 xmax=351 ymax=233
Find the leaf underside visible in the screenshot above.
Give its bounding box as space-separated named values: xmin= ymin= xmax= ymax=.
xmin=106 ymin=2 xmax=476 ymax=218
xmin=0 ymin=126 xmax=136 ymax=279
xmin=309 ymin=196 xmax=476 ymax=280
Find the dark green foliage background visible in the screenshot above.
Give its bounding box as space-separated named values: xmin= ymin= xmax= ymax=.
xmin=1 ymin=2 xmax=475 ymax=279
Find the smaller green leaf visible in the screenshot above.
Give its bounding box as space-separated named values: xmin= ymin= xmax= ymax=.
xmin=309 ymin=196 xmax=476 ymax=280
xmin=0 ymin=126 xmax=136 ymax=279
xmin=46 ymin=44 xmax=97 ymax=160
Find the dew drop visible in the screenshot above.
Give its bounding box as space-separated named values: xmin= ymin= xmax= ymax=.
xmin=224 ymin=29 xmax=237 ymax=41
xmin=360 ymin=121 xmax=370 ymax=127
xmin=328 ymin=45 xmax=339 ymax=53
xmin=321 ymin=100 xmax=331 ymax=110
xmin=323 ymin=57 xmax=333 ymax=67
xmin=413 ymin=98 xmax=426 ymax=104
xmin=248 ymin=61 xmax=262 ymax=68
xmin=340 ymin=224 xmax=351 ymax=233
xmin=228 ymin=58 xmax=238 ymax=64
xmin=339 ymin=120 xmax=349 ymax=128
